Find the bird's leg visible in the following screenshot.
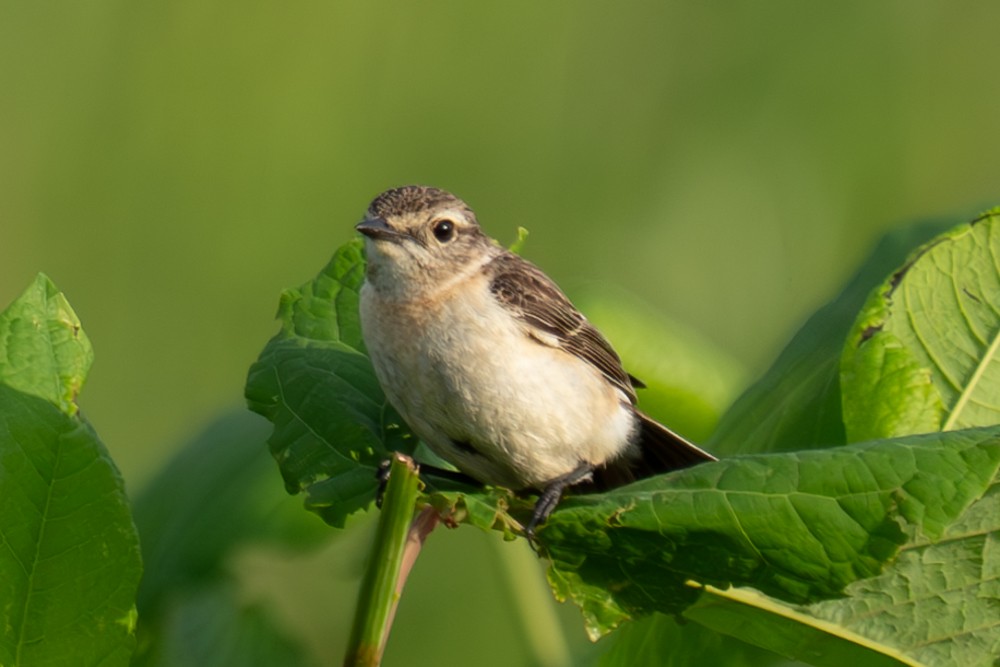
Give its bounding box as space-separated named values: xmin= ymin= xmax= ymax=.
xmin=526 ymin=461 xmax=595 ymax=540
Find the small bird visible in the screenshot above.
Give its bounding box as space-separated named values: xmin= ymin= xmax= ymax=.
xmin=356 ymin=185 xmax=715 ymax=536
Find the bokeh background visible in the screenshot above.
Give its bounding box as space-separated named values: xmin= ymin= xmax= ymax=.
xmin=3 ymin=2 xmax=999 ymax=665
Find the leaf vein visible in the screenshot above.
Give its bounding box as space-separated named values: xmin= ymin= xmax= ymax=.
xmin=904 ymin=281 xmax=964 ymax=393
xmin=718 ymin=493 xmax=768 ymax=566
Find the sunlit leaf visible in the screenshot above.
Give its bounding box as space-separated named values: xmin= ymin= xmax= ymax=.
xmin=0 ymin=273 xmax=92 ymax=416
xmin=802 ymin=471 xmax=1000 ymax=665
xmin=0 ymin=276 xmax=140 ymax=666
xmin=680 ymin=465 xmax=1000 ymax=665
xmin=842 ymin=209 xmax=1000 ymax=441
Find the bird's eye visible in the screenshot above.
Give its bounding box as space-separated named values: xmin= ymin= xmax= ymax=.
xmin=432 ymin=219 xmax=456 ymax=243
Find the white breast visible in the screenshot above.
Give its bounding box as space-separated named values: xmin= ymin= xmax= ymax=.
xmin=360 ymin=274 xmax=637 ymax=490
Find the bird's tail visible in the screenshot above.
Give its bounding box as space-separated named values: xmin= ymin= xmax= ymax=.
xmin=592 ymin=410 xmax=716 ymax=490
xmin=635 ymin=409 xmax=716 ymax=472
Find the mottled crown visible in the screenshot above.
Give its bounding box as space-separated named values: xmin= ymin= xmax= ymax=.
xmin=367 ymin=185 xmax=476 ymax=221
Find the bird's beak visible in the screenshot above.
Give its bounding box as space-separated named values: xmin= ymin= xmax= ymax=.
xmin=356 ymin=217 xmax=406 ymax=242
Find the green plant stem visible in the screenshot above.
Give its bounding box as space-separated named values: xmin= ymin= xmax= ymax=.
xmin=343 ymin=453 xmax=424 ymax=667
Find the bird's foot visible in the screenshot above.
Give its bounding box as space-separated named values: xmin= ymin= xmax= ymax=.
xmin=524 ymin=461 xmax=594 ymax=544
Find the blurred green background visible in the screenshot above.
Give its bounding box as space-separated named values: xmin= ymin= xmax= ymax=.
xmin=3 ymin=2 xmax=999 ymax=665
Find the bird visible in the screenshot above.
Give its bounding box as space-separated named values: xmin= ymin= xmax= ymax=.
xmin=356 ymin=185 xmax=716 ymax=536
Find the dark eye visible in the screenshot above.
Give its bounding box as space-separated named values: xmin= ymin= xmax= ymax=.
xmin=432 ymin=219 xmax=456 ymax=242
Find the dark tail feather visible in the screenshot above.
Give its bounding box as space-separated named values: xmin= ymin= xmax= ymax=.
xmin=592 ymin=410 xmax=716 ymax=490
xmin=635 ymin=410 xmax=716 ymax=472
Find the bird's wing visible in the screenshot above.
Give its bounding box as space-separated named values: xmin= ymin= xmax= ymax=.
xmin=487 ymin=252 xmax=637 ymax=403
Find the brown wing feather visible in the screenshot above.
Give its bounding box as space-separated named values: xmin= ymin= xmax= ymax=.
xmin=487 ymin=252 xmax=638 ymax=403
xmin=487 ymin=252 xmax=717 ymax=492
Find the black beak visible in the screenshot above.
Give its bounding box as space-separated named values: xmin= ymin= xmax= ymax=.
xmin=356 ymin=217 xmax=404 ymax=241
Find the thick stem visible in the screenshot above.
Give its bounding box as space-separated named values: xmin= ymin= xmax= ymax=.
xmin=343 ymin=453 xmax=425 ymax=667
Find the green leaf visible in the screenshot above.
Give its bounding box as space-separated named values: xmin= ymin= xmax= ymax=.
xmin=425 ymin=486 xmax=522 ymax=537
xmin=0 ymin=387 xmax=142 ymax=666
xmin=801 ymin=471 xmax=1000 ymax=665
xmin=133 ymin=410 xmax=328 ymax=620
xmin=574 ymin=288 xmax=746 ymax=442
xmin=711 ymin=221 xmax=949 ymax=455
xmin=245 ymin=238 xmax=416 ymax=527
xmin=0 ymin=273 xmax=93 ymax=416
xmin=681 ymin=587 xmax=910 ymax=667
xmin=686 ymin=465 xmax=1000 ymax=666
xmin=508 ymin=226 xmax=530 ymax=254
xmin=0 ymin=275 xmax=141 ymax=666
xmin=598 ymin=613 xmax=796 ymax=667
xmin=538 ymin=426 xmax=1000 ymax=643
xmin=842 ymin=209 xmax=1000 ymax=442
xmin=153 ymin=584 xmax=309 ymax=667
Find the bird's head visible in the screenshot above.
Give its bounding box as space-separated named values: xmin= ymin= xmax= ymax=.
xmin=356 ymin=185 xmax=497 ymax=297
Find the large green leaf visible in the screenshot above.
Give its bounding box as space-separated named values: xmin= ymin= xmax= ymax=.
xmin=681 ymin=462 xmax=1000 ymax=666
xmin=802 ymin=471 xmax=1000 ymax=665
xmin=710 ymin=221 xmax=949 ymax=456
xmin=0 ymin=389 xmax=142 ymax=666
xmin=539 ymin=428 xmax=999 ymax=645
xmin=0 ymin=275 xmax=141 ymax=666
xmin=842 ymin=209 xmax=1000 ymax=441
xmin=245 ymin=239 xmax=415 ymax=527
